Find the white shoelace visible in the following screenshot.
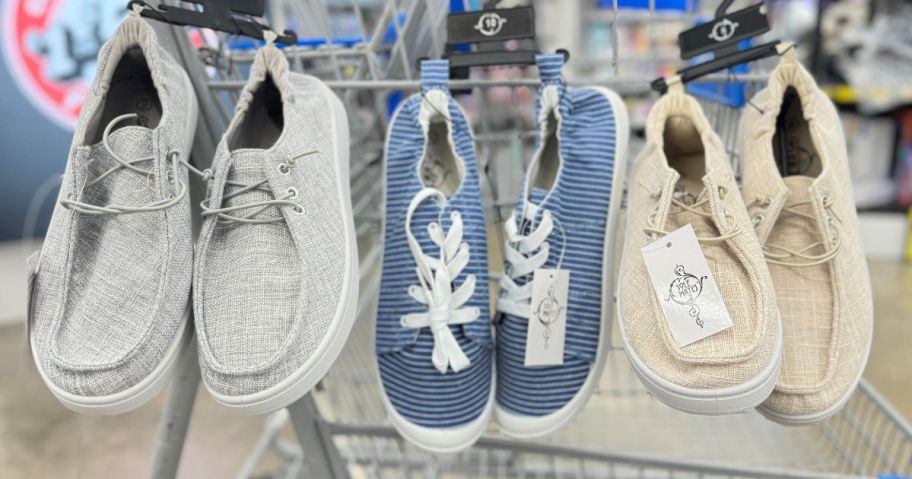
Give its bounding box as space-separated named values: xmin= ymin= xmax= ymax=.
xmin=497 ymin=203 xmax=564 ymax=319
xmin=400 ymin=187 xmax=480 ymax=374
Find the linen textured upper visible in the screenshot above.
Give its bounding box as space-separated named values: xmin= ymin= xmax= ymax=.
xmin=619 ymin=88 xmax=780 ymax=389
xmin=193 ymin=45 xmax=349 ymax=397
xmin=28 ymin=16 xmax=194 ymax=396
xmin=496 ymin=54 xmax=620 ymax=416
xmin=376 ymin=60 xmax=493 ymax=429
xmin=741 ymin=52 xmax=873 ymax=416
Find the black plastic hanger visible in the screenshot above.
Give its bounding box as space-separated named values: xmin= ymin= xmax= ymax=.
xmin=442 ymin=3 xmax=571 ymax=69
xmin=442 ymin=3 xmax=569 ymax=95
xmin=651 ymin=0 xmax=781 ymax=93
xmin=126 ymin=0 xmax=297 ymax=45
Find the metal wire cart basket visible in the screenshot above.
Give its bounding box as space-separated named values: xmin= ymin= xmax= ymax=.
xmin=141 ymin=1 xmax=912 ymax=477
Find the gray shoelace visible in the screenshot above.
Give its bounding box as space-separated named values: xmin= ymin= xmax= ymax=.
xmin=62 ymin=112 xmax=316 ymax=225
xmin=61 ymin=113 xmax=192 ymax=215
xmin=194 ymin=150 xmax=317 ymax=225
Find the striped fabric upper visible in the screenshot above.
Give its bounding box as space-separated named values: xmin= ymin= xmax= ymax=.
xmin=496 ymin=54 xmax=620 ymax=416
xmin=376 ymin=60 xmax=493 ymax=428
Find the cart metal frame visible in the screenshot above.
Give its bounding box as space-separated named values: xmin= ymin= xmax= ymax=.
xmin=144 ymin=2 xmax=912 ymax=478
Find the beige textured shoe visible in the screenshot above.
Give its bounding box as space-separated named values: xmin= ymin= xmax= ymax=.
xmin=617 ymin=82 xmax=782 ymax=415
xmin=741 ymin=49 xmax=873 ymax=425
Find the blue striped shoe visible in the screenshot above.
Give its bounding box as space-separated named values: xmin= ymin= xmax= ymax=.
xmin=376 ymin=60 xmax=494 ymax=453
xmin=494 ymin=54 xmax=629 ymax=437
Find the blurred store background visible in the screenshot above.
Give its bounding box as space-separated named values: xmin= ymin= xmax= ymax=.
xmin=3 ymin=0 xmax=911 ymax=247
xmin=0 ymin=1 xmax=910 ymax=476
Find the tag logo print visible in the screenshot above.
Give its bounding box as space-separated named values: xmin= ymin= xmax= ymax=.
xmin=533 ymin=286 xmax=564 ymax=349
xmin=708 ymin=18 xmax=739 ymax=42
xmin=665 ymin=265 xmax=708 ymax=328
xmin=474 ymin=12 xmax=507 ymax=37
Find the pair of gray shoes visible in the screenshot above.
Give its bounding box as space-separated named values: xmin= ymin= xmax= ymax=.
xmin=27 ymin=13 xmax=358 ymax=415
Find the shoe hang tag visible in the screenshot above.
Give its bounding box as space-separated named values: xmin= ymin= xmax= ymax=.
xmin=525 ymin=269 xmax=569 ymax=367
xmin=640 ymin=224 xmax=733 ymax=347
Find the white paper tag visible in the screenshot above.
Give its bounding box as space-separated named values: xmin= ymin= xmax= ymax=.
xmin=640 ymin=224 xmax=733 ymax=347
xmin=524 ymin=269 xmax=569 ymax=366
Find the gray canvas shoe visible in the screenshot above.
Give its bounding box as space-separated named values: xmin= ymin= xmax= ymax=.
xmin=26 ymin=11 xmax=197 ymax=414
xmin=193 ymin=43 xmax=358 ymax=415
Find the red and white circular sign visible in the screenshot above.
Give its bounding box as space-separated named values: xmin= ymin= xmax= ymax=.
xmin=2 ymin=0 xmax=124 ymax=129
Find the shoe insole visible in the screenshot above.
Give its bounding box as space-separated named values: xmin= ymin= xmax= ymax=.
xmin=663 ymin=115 xmax=707 ymax=200
xmin=773 ymin=88 xmax=822 ymax=178
xmin=530 ymin=111 xmax=561 ymax=192
xmin=229 ymin=74 xmax=285 ymax=150
xmin=85 ymin=47 xmax=162 ymax=144
xmin=420 ymin=121 xmax=463 ymax=197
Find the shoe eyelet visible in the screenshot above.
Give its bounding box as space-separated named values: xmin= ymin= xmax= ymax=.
xmin=166 ymin=171 xmax=175 ymax=184
xmin=761 ymin=197 xmax=772 ymax=208
xmin=717 ymin=186 xmax=727 ymax=200
xmin=292 ymin=204 xmax=305 ymax=215
xmin=277 ymin=163 xmax=290 ymax=175
xmin=287 ymin=187 xmax=298 ymax=199
xmin=752 ymin=213 xmax=764 ymax=226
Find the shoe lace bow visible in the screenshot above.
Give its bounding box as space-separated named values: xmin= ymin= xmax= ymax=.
xmin=400 ymin=187 xmax=480 ymax=374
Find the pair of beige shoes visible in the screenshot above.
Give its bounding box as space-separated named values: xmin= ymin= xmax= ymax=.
xmin=618 ymin=48 xmax=873 ymax=424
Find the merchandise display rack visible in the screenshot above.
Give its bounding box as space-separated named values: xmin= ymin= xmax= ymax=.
xmin=140 ymin=1 xmax=912 ymax=478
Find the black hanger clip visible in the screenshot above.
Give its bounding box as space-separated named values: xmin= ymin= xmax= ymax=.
xmin=444 ymin=6 xmax=540 ymax=69
xmin=126 ymin=0 xmax=297 ymax=45
xmin=652 ymin=1 xmax=782 ymax=94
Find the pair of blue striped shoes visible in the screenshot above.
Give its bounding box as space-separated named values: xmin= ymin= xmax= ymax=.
xmin=376 ymin=55 xmax=629 ymax=453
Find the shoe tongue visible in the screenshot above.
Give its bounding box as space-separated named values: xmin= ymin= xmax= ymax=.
xmin=225 ymin=150 xmax=281 ymax=220
xmin=782 ymin=176 xmax=815 ymax=206
xmin=228 ymin=150 xmax=267 ymax=183
xmin=674 ymin=183 xmax=706 ymax=206
xmin=90 ymin=125 xmax=154 ymax=163
xmin=83 ymin=126 xmax=155 ymax=206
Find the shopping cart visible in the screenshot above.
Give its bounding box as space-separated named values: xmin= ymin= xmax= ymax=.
xmin=140 ymin=1 xmax=912 ymax=478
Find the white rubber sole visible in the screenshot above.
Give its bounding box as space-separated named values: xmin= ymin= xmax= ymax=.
xmin=31 ymin=310 xmax=193 ymax=415
xmin=756 ymin=319 xmax=873 ymax=426
xmin=379 ymin=367 xmax=496 ymax=454
xmin=495 ymin=87 xmax=630 ymax=438
xmin=616 ymin=282 xmax=783 ymax=415
xmin=204 ymin=80 xmax=360 ymax=415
